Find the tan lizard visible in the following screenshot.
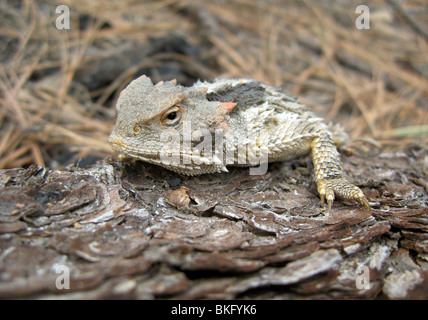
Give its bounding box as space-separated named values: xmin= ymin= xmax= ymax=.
xmin=109 ymin=75 xmax=370 ymax=213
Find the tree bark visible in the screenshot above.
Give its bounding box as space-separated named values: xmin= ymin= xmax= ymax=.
xmin=0 ymin=145 xmax=427 ymax=299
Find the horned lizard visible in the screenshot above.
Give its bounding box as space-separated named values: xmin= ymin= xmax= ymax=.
xmin=109 ymin=75 xmax=370 ymax=213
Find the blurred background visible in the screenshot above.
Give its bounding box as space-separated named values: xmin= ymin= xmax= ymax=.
xmin=0 ymin=0 xmax=427 ymax=170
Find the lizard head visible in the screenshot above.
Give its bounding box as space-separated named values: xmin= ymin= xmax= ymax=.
xmin=108 ymin=75 xmax=236 ymax=173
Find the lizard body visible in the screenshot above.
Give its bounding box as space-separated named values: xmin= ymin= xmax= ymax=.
xmin=109 ymin=75 xmax=370 ymax=212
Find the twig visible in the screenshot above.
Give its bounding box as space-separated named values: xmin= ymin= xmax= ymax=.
xmin=385 ymin=0 xmax=428 ymax=42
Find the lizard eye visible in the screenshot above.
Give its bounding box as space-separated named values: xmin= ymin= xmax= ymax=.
xmin=132 ymin=123 xmax=141 ymax=135
xmin=161 ymin=105 xmax=182 ymax=126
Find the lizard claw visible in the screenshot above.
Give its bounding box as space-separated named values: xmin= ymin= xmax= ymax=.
xmin=358 ymin=195 xmax=371 ymax=211
xmin=317 ymin=178 xmax=370 ymax=214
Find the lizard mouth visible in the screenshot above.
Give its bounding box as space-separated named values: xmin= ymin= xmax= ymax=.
xmin=108 ymin=136 xmax=159 ymax=161
xmin=108 ymin=137 xmax=127 ymax=151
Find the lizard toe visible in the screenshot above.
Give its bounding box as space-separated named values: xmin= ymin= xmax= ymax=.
xmin=317 ymin=178 xmax=370 ymax=213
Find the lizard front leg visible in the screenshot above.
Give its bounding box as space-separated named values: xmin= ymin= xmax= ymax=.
xmin=310 ymin=133 xmax=370 ymax=213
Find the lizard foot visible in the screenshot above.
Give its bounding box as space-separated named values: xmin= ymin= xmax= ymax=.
xmin=316 ymin=178 xmax=370 ymax=214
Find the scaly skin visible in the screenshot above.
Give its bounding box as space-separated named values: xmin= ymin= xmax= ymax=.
xmin=109 ymin=75 xmax=370 ymax=213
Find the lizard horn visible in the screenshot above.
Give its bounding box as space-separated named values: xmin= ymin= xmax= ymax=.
xmin=133 ymin=74 xmax=153 ymax=86
xmin=220 ymin=102 xmax=237 ymax=112
xmin=197 ymin=87 xmax=208 ymax=95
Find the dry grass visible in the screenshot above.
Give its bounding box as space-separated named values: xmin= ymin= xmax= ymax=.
xmin=0 ymin=0 xmax=427 ymax=169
